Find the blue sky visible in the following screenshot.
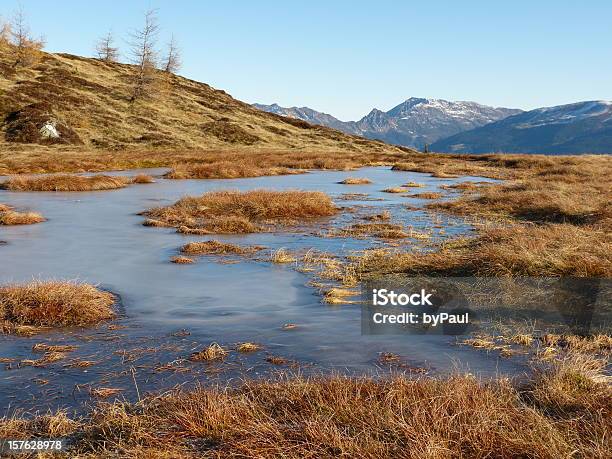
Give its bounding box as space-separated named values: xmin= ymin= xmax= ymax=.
xmin=1 ymin=0 xmax=611 ymax=120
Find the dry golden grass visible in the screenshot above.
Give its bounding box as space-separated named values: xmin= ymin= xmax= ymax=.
xmin=338 ymin=222 xmax=409 ymax=239
xmin=0 ymin=174 xmax=129 ymax=191
xmin=270 ymin=248 xmax=297 ymax=263
xmin=170 ymin=255 xmax=195 ymax=264
xmin=2 ymin=354 xmax=609 ymax=458
xmin=322 ymin=287 xmax=359 ymax=304
xmin=0 ymin=50 xmax=402 ymax=161
xmin=403 ymin=181 xmax=425 ymax=187
xmin=131 ymin=173 xmax=155 ymax=184
xmin=0 ymin=209 xmax=45 ymax=225
xmin=338 ymin=177 xmax=372 ymax=184
xmin=355 ymin=223 xmax=610 ymax=277
xmin=236 ymin=342 xmax=262 ymax=352
xmin=363 ymin=210 xmax=391 ymax=221
xmin=166 ymin=161 xmax=302 ymax=179
xmin=32 ymin=343 xmax=78 ymax=353
xmin=190 ymin=343 xmax=227 ymax=361
xmin=144 ymin=189 xmax=338 ymax=234
xmin=180 ymin=240 xmax=263 ymax=256
xmin=0 ymin=280 xmax=115 ymax=332
xmin=382 ymin=186 xmax=408 ymax=193
xmin=407 ymin=191 xmax=443 ymax=199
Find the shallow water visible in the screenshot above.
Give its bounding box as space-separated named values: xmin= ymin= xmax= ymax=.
xmin=0 ymin=166 xmax=527 ymax=413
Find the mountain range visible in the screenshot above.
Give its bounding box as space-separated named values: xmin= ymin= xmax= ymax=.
xmin=431 ymin=100 xmax=612 ymax=154
xmin=254 ymin=99 xmax=612 ymax=154
xmin=254 ymin=99 xmax=520 ymax=150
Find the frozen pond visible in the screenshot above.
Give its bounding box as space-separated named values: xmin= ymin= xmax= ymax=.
xmin=0 ymin=166 xmax=523 ymax=412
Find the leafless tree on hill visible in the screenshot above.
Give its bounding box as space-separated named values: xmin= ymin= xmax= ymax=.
xmin=128 ymin=9 xmax=160 ymax=101
xmin=162 ymin=34 xmax=181 ymax=74
xmin=95 ymin=31 xmax=119 ymax=62
xmin=8 ymin=6 xmax=44 ymax=67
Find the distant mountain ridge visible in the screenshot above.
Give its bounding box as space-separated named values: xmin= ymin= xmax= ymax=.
xmin=254 ymin=98 xmax=522 ymax=149
xmin=431 ymin=100 xmax=612 ymax=154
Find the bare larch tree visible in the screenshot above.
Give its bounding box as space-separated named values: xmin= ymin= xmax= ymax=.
xmin=162 ymin=34 xmax=182 ymax=74
xmin=9 ymin=6 xmax=44 ymax=67
xmin=128 ymin=9 xmax=160 ymax=101
xmin=95 ymin=31 xmax=119 ymax=62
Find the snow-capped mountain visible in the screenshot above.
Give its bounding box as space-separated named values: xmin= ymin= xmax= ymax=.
xmin=254 ymin=98 xmax=521 ymax=149
xmin=252 ymin=103 xmax=361 ymax=135
xmin=431 ymin=100 xmax=612 ymax=154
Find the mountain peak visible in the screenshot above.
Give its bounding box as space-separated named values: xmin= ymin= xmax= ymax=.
xmin=254 ymin=99 xmax=522 ymax=149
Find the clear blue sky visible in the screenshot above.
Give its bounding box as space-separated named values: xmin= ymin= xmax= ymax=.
xmin=1 ymin=0 xmax=611 ymax=120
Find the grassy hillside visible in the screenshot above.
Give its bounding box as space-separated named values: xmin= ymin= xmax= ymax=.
xmin=0 ymin=46 xmax=402 ymax=155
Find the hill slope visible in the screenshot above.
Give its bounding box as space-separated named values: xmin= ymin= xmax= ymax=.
xmin=254 ymin=98 xmax=521 ymax=149
xmin=0 ymin=48 xmax=400 ymax=155
xmin=431 ymin=101 xmax=612 ymax=154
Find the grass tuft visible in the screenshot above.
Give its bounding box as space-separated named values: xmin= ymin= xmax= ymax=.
xmin=0 ymin=280 xmax=115 ymax=332
xmin=2 ymin=355 xmax=609 ymax=457
xmin=131 ymin=174 xmax=155 ymax=184
xmin=190 ymin=343 xmax=227 ymax=361
xmin=0 ymin=209 xmax=45 ymax=225
xmin=181 ymin=240 xmax=263 ymax=256
xmin=144 ymin=189 xmax=338 ymax=234
xmin=338 ymin=177 xmax=372 ymax=185
xmin=0 ymin=174 xmax=130 ymax=192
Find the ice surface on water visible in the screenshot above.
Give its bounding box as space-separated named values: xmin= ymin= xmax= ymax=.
xmin=0 ymin=167 xmax=519 ymax=412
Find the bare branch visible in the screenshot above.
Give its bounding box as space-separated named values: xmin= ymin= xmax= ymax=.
xmin=128 ymin=8 xmax=160 ymax=100
xmin=8 ymin=5 xmax=44 ymax=67
xmin=163 ymin=34 xmax=182 ymax=74
xmin=95 ymin=30 xmax=119 ymax=62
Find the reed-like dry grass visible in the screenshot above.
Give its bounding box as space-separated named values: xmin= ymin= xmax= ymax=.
xmin=339 ymin=222 xmax=409 ymax=239
xmin=0 ymin=174 xmax=129 ymax=191
xmin=144 ymin=189 xmax=338 ymax=234
xmin=407 ymin=191 xmax=443 ymax=199
xmin=1 ymin=354 xmax=608 ymax=458
xmin=181 ymin=240 xmax=263 ymax=255
xmin=166 ymin=161 xmax=302 ymax=179
xmin=338 ymin=177 xmax=372 ymax=184
xmin=131 ymin=173 xmax=155 ymax=184
xmin=0 ymin=208 xmax=45 ymax=225
xmin=170 ymin=255 xmax=195 ymax=264
xmin=0 ymin=280 xmax=115 ymax=332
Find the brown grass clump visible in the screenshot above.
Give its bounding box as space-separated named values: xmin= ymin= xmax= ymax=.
xmin=407 ymin=191 xmax=443 ymax=199
xmin=3 ymin=355 xmax=609 ymax=458
xmin=144 ymin=189 xmax=338 ymax=234
xmin=170 ymin=256 xmax=195 ymax=264
xmin=90 ymin=387 xmax=124 ymax=398
xmin=403 ymin=181 xmax=425 ymax=187
xmin=0 ymin=280 xmax=115 ymax=332
xmin=181 ymin=240 xmax=262 ymax=256
xmin=190 ymin=343 xmax=227 ymax=361
xmin=270 ymin=248 xmax=297 ymax=263
xmin=236 ymin=342 xmax=262 ymax=352
xmin=131 ymin=173 xmax=155 ymax=184
xmin=322 ymin=287 xmax=359 ymax=304
xmin=0 ymin=174 xmax=129 ymax=192
xmin=363 ymin=210 xmax=391 ymax=221
xmin=356 ymin=223 xmax=610 ymax=277
xmin=0 ymin=209 xmax=45 ymax=225
xmin=341 ymin=223 xmax=408 ymax=239
xmin=338 ymin=177 xmax=372 ymax=185
xmin=166 ymin=161 xmax=301 ymax=179
xmin=32 ymin=343 xmax=78 ymax=353
xmin=382 ymin=187 xmax=408 ymax=193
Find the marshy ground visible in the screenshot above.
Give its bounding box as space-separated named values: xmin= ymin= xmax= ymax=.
xmin=0 ymin=158 xmax=610 ymax=456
